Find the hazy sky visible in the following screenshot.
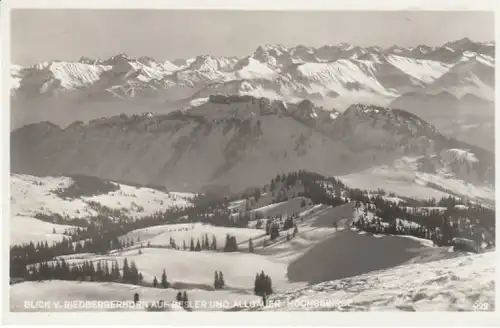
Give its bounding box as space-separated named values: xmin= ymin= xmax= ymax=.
xmin=11 ymin=10 xmax=494 ymax=66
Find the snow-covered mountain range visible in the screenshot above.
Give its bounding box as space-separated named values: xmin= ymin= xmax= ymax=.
xmin=11 ymin=38 xmax=494 ymax=125
xmin=10 ymin=38 xmax=495 ymax=151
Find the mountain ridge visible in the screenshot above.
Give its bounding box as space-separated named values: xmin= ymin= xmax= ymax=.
xmin=11 ymin=96 xmax=494 ymax=196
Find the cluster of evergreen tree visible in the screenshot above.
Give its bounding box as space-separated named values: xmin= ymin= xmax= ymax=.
xmin=282 ymin=216 xmax=295 ymax=231
xmin=175 ymin=291 xmax=190 ymax=309
xmin=352 ymin=200 xmax=495 ymax=248
xmin=254 ymin=271 xmax=273 ymax=296
xmin=223 ymin=234 xmax=238 ymax=252
xmin=182 ymin=233 xmax=219 ymax=252
xmin=152 ymin=269 xmax=170 ymax=288
xmin=54 ymin=174 xmax=121 ymax=199
xmin=21 ymin=258 xmax=143 ymax=285
xmin=9 ymin=231 xmax=142 ymax=278
xmin=213 ymin=270 xmax=225 ymax=289
xmin=263 ymin=213 xmax=299 ymax=242
xmin=264 ymin=170 xmax=495 ymax=249
xmin=248 ymin=238 xmax=254 ymax=253
xmin=34 ymin=203 xmax=188 ymax=235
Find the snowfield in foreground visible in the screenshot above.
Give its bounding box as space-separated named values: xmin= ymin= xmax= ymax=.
xmin=10 ymin=280 xmax=260 ymax=312
xmin=11 ymin=251 xmax=495 ymax=312
xmin=11 ymin=174 xmax=195 ymax=220
xmin=258 ymin=251 xmax=496 ymax=311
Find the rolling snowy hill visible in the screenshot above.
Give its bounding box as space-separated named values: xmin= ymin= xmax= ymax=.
xmin=11 ymin=174 xmax=194 ymax=220
xmin=10 ymin=174 xmax=195 ymax=245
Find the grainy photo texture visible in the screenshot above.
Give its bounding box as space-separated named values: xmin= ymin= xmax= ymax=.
xmin=8 ymin=8 xmax=496 ymax=314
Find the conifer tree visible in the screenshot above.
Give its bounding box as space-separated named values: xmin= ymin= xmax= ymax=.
xmin=211 ymin=235 xmax=217 ymax=251
xmin=103 ymin=261 xmax=110 ymax=281
xmin=204 ymin=233 xmax=210 ymax=250
xmin=182 ymin=291 xmax=189 ymax=308
xmin=265 ymin=220 xmax=272 ymax=235
xmin=270 ymin=223 xmax=280 ymax=240
xmin=153 ymin=276 xmax=158 ymax=288
xmin=195 ymin=239 xmax=201 ymax=251
xmin=214 ymin=271 xmax=220 ymax=289
xmin=248 ymin=238 xmax=254 ymax=252
xmin=96 ymin=261 xmax=103 ymax=281
xmin=122 ymin=258 xmax=130 ymax=282
xmin=264 ymin=275 xmax=273 ymax=295
xmin=190 ymin=237 xmax=195 ymax=251
xmin=130 ymin=260 xmax=139 ymax=284
xmin=254 ymin=273 xmax=261 ymax=295
xmin=218 ymin=271 xmax=225 ymax=288
xmin=89 ymin=261 xmax=96 ymax=282
xmin=161 ymin=269 xmax=168 ymax=288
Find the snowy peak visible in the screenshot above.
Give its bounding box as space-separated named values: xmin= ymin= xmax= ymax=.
xmin=233 ymin=57 xmax=278 ymax=80
xmin=187 ymin=55 xmax=236 ymax=72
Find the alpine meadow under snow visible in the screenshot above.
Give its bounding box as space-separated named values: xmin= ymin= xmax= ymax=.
xmin=9 ymin=33 xmax=495 ymax=315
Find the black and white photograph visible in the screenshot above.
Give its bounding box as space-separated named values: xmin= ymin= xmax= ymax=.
xmin=2 ymin=1 xmax=498 ymax=324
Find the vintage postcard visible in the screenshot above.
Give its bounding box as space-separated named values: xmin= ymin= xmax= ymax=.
xmin=2 ymin=0 xmax=498 ymax=326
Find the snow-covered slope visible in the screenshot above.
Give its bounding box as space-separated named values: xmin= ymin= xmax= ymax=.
xmin=10 ymin=215 xmax=79 ymax=245
xmin=234 ymin=57 xmax=278 ymax=80
xmin=292 ymin=59 xmax=397 ymax=97
xmin=424 ymin=53 xmax=495 ymax=100
xmin=10 ymin=174 xmax=195 ymax=221
xmin=259 ymin=251 xmax=495 ymax=311
xmin=11 ymin=251 xmax=493 ymax=312
xmin=38 ymin=62 xmax=113 ymax=91
xmin=119 ymin=222 xmax=264 ymax=249
xmin=386 ymin=55 xmax=451 ymax=84
xmin=10 ymin=280 xmax=257 ymax=312
xmin=339 ymin=156 xmax=495 ymax=204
